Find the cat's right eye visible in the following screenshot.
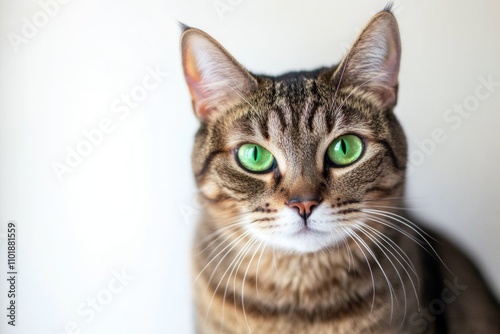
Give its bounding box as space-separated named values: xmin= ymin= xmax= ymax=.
xmin=326 ymin=134 xmax=364 ymax=167
xmin=236 ymin=143 xmax=276 ymax=173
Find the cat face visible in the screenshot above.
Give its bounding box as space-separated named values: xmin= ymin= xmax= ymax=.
xmin=182 ymin=11 xmax=407 ymax=253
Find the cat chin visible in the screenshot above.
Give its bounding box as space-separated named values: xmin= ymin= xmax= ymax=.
xmin=250 ymin=227 xmax=350 ymax=254
xmin=278 ymin=240 xmax=333 ymax=254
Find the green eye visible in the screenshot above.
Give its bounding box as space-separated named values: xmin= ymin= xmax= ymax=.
xmin=237 ymin=143 xmax=275 ymax=173
xmin=327 ymin=134 xmax=364 ymax=166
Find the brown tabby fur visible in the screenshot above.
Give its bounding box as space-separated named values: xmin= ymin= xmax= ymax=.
xmin=181 ymin=7 xmax=500 ymax=334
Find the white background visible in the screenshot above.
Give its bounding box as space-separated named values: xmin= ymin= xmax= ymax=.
xmin=0 ymin=0 xmax=499 ymax=333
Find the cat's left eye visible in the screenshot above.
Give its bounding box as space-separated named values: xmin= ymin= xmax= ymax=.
xmin=236 ymin=143 xmax=276 ymax=173
xmin=326 ymin=134 xmax=364 ymax=167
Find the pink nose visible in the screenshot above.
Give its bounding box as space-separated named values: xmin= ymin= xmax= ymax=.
xmin=288 ymin=200 xmax=319 ymax=219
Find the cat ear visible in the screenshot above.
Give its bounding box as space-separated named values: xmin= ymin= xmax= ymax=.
xmin=332 ymin=9 xmax=401 ymax=109
xmin=181 ymin=27 xmax=258 ymax=122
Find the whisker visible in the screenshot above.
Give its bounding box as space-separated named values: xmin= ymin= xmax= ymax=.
xmin=241 ymin=238 xmax=265 ymax=332
xmin=339 ymin=225 xmax=377 ymax=312
xmin=332 ymin=71 xmax=397 ymax=116
xmin=196 ymin=224 xmax=245 ymax=256
xmin=193 ymin=229 xmax=252 ymax=285
xmin=333 ymin=54 xmax=349 ymax=102
xmin=362 ymin=222 xmax=419 ymax=279
xmin=363 ymin=209 xmax=452 ymax=274
xmin=211 ymin=235 xmax=257 ymax=322
xmin=361 ymin=223 xmax=421 ymax=315
xmin=219 ymin=236 xmax=253 ymax=332
xmin=355 ymin=223 xmax=408 ymax=325
xmin=362 ymin=215 xmax=425 ymax=247
xmin=362 ymin=196 xmax=423 ymax=203
xmin=347 ymin=226 xmax=396 ymax=321
xmin=231 ymin=237 xmax=260 ymax=324
xmin=255 ymin=237 xmax=270 ymax=298
xmin=363 ymin=204 xmax=423 ymax=212
xmin=223 ymin=81 xmax=258 ymax=113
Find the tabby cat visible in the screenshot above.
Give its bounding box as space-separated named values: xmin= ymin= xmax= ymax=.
xmin=180 ymin=7 xmax=500 ymax=333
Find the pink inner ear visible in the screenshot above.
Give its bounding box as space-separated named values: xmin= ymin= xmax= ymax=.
xmin=378 ymin=32 xmax=400 ymax=108
xmin=183 ymin=44 xmax=209 ymax=119
xmin=186 ymin=76 xmax=208 ymax=119
xmin=384 ymin=35 xmax=400 ymax=87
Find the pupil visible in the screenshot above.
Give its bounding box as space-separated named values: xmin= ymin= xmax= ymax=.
xmin=341 ymin=139 xmax=347 ymax=155
xmin=253 ymin=146 xmax=258 ymax=161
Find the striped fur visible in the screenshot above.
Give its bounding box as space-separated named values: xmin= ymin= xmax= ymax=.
xmin=182 ymin=8 xmax=500 ymax=334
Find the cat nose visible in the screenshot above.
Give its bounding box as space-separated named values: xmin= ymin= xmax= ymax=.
xmin=287 ymin=198 xmax=320 ymax=220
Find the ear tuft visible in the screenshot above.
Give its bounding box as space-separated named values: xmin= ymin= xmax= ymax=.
xmin=177 ymin=21 xmax=191 ymax=33
xmin=333 ymin=10 xmax=401 ymax=109
xmin=180 ymin=29 xmax=257 ymax=122
xmin=383 ymin=1 xmax=395 ymax=13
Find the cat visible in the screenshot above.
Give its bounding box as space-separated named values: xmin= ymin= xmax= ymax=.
xmin=180 ymin=6 xmax=500 ymax=333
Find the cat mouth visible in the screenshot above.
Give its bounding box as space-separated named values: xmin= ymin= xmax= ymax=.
xmin=292 ymin=226 xmax=325 ymax=237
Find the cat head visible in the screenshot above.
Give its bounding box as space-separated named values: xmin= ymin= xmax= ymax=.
xmin=181 ymin=9 xmax=407 ymax=253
